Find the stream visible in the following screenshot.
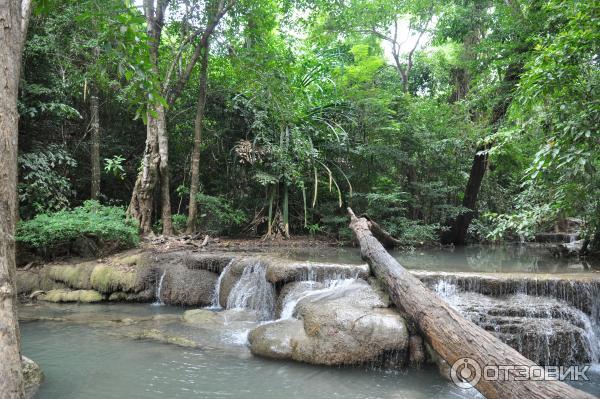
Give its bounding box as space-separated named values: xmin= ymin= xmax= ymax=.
xmin=18 ymin=245 xmax=600 ymax=398
xmin=20 ymin=303 xmax=481 ymax=399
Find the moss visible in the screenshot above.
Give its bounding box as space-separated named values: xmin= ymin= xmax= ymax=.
xmin=108 ymin=292 xmax=128 ymax=301
xmin=40 ymin=289 xmax=104 ymax=303
xmin=117 ymin=254 xmax=141 ymax=267
xmin=17 ymin=271 xmax=41 ymax=295
xmin=17 ymin=270 xmax=67 ymax=295
xmin=90 ymin=265 xmax=137 ymax=294
xmin=47 ymin=264 xmax=93 ymax=289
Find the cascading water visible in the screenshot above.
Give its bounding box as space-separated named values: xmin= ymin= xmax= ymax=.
xmin=226 ymin=262 xmax=275 ymax=320
xmin=433 ymin=278 xmax=600 ymax=366
xmin=152 ymin=270 xmax=166 ymax=306
xmin=209 ymin=259 xmax=234 ymax=309
xmin=279 ymin=279 xmax=357 ymax=320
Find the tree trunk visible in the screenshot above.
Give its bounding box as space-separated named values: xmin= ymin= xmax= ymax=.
xmin=0 ymin=1 xmax=31 ymax=397
xmin=348 ymin=208 xmax=593 ymax=399
xmin=441 ymin=146 xmax=487 ymax=245
xmin=186 ymin=41 xmax=209 ymax=234
xmin=156 ymin=103 xmax=172 ymax=235
xmin=443 ymin=61 xmax=524 ymax=245
xmin=90 ymin=82 xmax=100 ymax=200
xmin=128 ymin=0 xmax=166 ymax=236
xmin=282 ymin=185 xmax=289 ymax=238
xmin=128 ymin=113 xmax=160 ymax=235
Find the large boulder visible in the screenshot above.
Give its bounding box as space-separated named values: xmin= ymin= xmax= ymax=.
xmin=249 ymin=279 xmax=409 ymax=366
xmin=22 ymin=356 xmax=44 ymax=399
xmin=160 ymin=265 xmax=218 ymax=306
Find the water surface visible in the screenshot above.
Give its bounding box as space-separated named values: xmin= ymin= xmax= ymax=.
xmin=20 ymin=303 xmax=482 ymax=399
xmin=266 ymin=245 xmax=600 ymax=273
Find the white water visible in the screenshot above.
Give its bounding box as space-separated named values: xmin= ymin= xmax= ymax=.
xmin=152 ymin=270 xmax=166 ymax=306
xmin=433 ymin=279 xmax=600 ymax=366
xmin=279 ymin=279 xmax=357 ymax=320
xmin=209 ymin=259 xmax=234 ymax=309
xmin=226 ymin=262 xmax=275 ymax=320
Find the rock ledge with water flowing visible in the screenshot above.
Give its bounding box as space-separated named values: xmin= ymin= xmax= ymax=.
xmin=248 ymin=279 xmax=409 ymax=366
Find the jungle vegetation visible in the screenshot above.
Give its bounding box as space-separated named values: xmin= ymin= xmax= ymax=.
xmin=14 ymin=0 xmax=600 ymax=251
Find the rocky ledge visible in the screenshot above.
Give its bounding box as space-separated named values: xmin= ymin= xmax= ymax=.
xmin=248 ymin=279 xmax=410 ymax=367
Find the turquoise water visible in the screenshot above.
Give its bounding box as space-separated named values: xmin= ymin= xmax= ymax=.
xmin=268 ymin=245 xmax=600 ymax=273
xmin=20 ymin=303 xmax=482 ymax=399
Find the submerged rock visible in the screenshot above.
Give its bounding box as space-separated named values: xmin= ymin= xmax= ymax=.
xmin=126 ymin=329 xmax=199 ymax=348
xmin=184 ymin=308 xmax=260 ymax=327
xmin=39 ymin=289 xmax=104 ymax=303
xmin=248 ymin=279 xmax=409 ymax=366
xmin=22 ymin=356 xmax=44 ymax=399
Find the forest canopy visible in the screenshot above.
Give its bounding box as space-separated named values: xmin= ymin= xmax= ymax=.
xmin=17 ymin=0 xmax=600 ymax=251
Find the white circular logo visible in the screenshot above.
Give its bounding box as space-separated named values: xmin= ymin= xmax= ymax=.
xmin=450 ymin=357 xmax=482 ymax=389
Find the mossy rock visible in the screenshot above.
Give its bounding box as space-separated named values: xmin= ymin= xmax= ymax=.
xmin=108 ymin=292 xmax=129 ymax=301
xmin=17 ymin=270 xmax=66 ymax=295
xmin=40 ymin=289 xmax=104 ymax=303
xmin=47 ymin=263 xmax=94 ymax=290
xmin=22 ymin=356 xmax=44 ymax=399
xmin=90 ymin=265 xmax=137 ymax=294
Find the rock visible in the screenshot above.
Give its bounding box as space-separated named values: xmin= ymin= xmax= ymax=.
xmin=184 ymin=308 xmax=260 ymax=326
xmin=249 ymin=319 xmax=305 ymax=360
xmin=552 ymin=239 xmax=584 ymax=258
xmin=443 ymin=291 xmax=596 ymax=365
xmin=17 ymin=270 xmax=66 ymax=295
xmin=161 ymin=265 xmax=218 ymax=306
xmin=218 ymin=257 xmax=369 ymax=307
xmin=249 ymin=279 xmax=409 ymax=366
xmin=265 ymin=259 xmax=369 ymax=284
xmin=90 ymin=264 xmax=137 ymax=294
xmin=39 ymin=289 xmax=104 ymax=303
xmin=275 ymin=281 xmax=323 ymax=318
xmin=22 ymin=356 xmax=43 ymax=399
xmin=127 ymin=329 xmax=199 ymax=348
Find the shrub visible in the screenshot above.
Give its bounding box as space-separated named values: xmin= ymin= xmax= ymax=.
xmin=18 ymin=145 xmax=77 ymax=218
xmin=194 ymin=193 xmax=247 ymax=234
xmin=16 ymin=200 xmax=139 ymax=257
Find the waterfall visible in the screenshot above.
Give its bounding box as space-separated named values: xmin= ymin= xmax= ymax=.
xmin=226 ymin=262 xmax=275 ymax=320
xmin=279 ymin=279 xmax=356 ymax=320
xmin=432 ymin=277 xmax=600 ymax=366
xmin=209 ymin=259 xmax=234 ymax=309
xmin=152 ymin=270 xmax=166 ymax=306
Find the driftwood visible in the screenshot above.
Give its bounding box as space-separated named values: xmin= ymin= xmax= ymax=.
xmin=348 ymin=208 xmax=593 ymax=399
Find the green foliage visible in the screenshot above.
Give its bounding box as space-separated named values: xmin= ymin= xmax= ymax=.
xmin=104 ymin=155 xmax=126 ymax=180
xmin=195 ymin=194 xmax=247 ymax=234
xmin=171 ymin=214 xmax=188 ymax=232
xmin=16 ymin=201 xmax=139 ymax=252
xmin=18 ymin=0 xmax=600 ymax=247
xmin=18 ymin=145 xmax=77 ymax=218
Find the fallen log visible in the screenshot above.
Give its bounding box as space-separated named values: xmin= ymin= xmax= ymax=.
xmin=347 ymin=208 xmax=593 ymax=399
xmin=359 ymin=214 xmax=403 ymax=248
